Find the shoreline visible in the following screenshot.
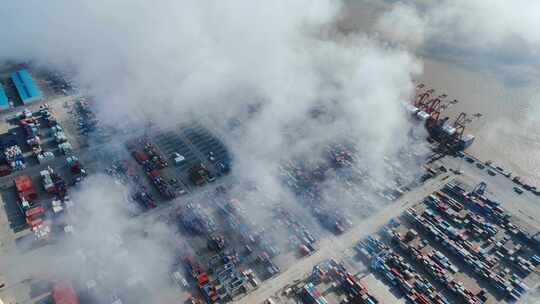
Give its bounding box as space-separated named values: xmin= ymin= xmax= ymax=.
xmin=339 ymin=0 xmax=540 ymax=186
xmin=419 ymin=58 xmax=540 ymax=185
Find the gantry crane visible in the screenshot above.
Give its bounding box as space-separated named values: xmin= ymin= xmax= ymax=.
xmin=415 ymin=89 xmax=434 ymax=108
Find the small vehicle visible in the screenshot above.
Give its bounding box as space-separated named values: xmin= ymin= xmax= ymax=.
xmin=487 ymin=169 xmax=496 ymax=176
xmin=172 ymin=152 xmax=185 ymax=165
xmin=208 ymin=151 xmax=216 ymax=162
xmin=523 ymin=184 xmax=534 ymax=191
xmin=514 ymin=187 xmax=524 ymax=195
xmin=476 ymin=163 xmax=485 ymax=169
xmin=450 ymin=169 xmax=462 ymax=175
xmin=465 ymin=157 xmax=475 ymax=163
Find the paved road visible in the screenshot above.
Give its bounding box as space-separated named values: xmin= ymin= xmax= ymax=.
xmin=235 ymin=174 xmax=452 ymax=304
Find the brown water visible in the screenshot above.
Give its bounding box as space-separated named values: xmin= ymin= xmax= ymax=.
xmin=340 ymin=0 xmax=540 ymax=184
xmin=420 ymin=59 xmax=540 ymax=184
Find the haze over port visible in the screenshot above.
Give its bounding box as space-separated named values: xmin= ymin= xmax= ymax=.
xmin=0 ymin=1 xmax=539 ymax=304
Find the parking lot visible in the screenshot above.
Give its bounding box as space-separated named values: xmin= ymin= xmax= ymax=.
xmin=181 ymin=123 xmax=229 ymax=166
xmin=148 ymin=123 xmax=231 ymax=193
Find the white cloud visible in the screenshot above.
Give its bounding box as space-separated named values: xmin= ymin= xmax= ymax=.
xmin=3 ymin=0 xmax=423 ymax=190
xmin=0 ymin=1 xmax=426 ymax=301
xmin=374 ymin=2 xmax=426 ymax=48
xmin=428 ymin=0 xmax=540 ymax=49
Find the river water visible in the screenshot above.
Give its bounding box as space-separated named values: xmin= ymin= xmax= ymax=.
xmin=340 ymin=0 xmax=540 ymax=184
xmin=420 ymin=58 xmax=540 ymax=184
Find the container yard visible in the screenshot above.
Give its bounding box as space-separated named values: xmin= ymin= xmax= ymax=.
xmin=124 ymin=123 xmax=232 ymax=198
xmin=0 ymin=66 xmax=539 ymax=304
xmin=0 ymin=4 xmax=538 ymax=304
xmin=0 ymin=68 xmax=97 ymax=303
xmin=260 ymin=258 xmax=381 ymax=304
xmin=352 ymin=178 xmax=540 ymax=304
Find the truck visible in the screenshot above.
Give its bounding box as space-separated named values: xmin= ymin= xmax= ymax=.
xmin=15 ymin=175 xmax=37 ymax=202
xmin=189 ymin=164 xmax=210 ymax=186
xmin=22 ymin=120 xmax=39 ymax=138
xmin=216 ymin=158 xmax=231 ymax=176
xmin=58 ymin=142 xmax=73 ymax=155
xmin=67 ymin=156 xmax=87 ymax=180
xmin=37 ymin=151 xmax=55 ymax=164
xmin=41 ymin=169 xmax=55 ymax=193
xmin=132 ymin=191 xmax=156 ymax=209
xmin=54 ymin=131 xmax=68 ymax=143
xmin=40 ymin=167 xmax=67 ymax=197
xmin=172 ymin=152 xmax=186 ymax=166
xmin=26 ymin=136 xmax=41 ymax=147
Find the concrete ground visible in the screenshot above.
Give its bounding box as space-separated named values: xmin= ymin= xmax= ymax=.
xmin=361 ymin=273 xmax=406 ymax=304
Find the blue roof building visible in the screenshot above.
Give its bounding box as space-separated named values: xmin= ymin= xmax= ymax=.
xmin=0 ymin=85 xmax=9 ymax=110
xmin=11 ymin=69 xmax=42 ymax=104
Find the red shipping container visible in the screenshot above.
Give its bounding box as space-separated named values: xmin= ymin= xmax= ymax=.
xmin=15 ymin=175 xmax=33 ymax=192
xmin=197 ymin=273 xmax=209 ymax=285
xmin=20 ymin=187 xmax=38 ymax=202
xmin=52 ymin=282 xmax=80 ymax=304
xmin=26 ymin=217 xmax=43 ymax=228
xmin=25 ymin=206 xmax=44 ymax=217
xmin=70 ymin=161 xmax=80 ymax=173
xmin=417 ymin=294 xmax=431 ymax=304
xmin=133 ymin=151 xmax=149 ymax=163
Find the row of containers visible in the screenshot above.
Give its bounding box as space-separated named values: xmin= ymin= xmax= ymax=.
xmin=302 ymin=258 xmax=380 ymax=304
xmin=1 ymin=105 xmax=73 ymax=176
xmin=357 ymin=181 xmax=539 ymax=304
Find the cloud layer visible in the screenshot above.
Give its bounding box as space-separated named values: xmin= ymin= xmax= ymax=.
xmin=0 ymin=1 xmax=428 ymax=302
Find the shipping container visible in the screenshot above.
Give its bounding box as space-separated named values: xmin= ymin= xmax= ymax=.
xmin=52 ymin=281 xmax=80 ymax=304
xmin=15 ymin=175 xmax=38 ymax=201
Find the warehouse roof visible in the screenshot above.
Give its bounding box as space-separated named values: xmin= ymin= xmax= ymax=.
xmin=11 ymin=69 xmax=41 ymax=104
xmin=0 ymin=84 xmax=8 ymax=110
